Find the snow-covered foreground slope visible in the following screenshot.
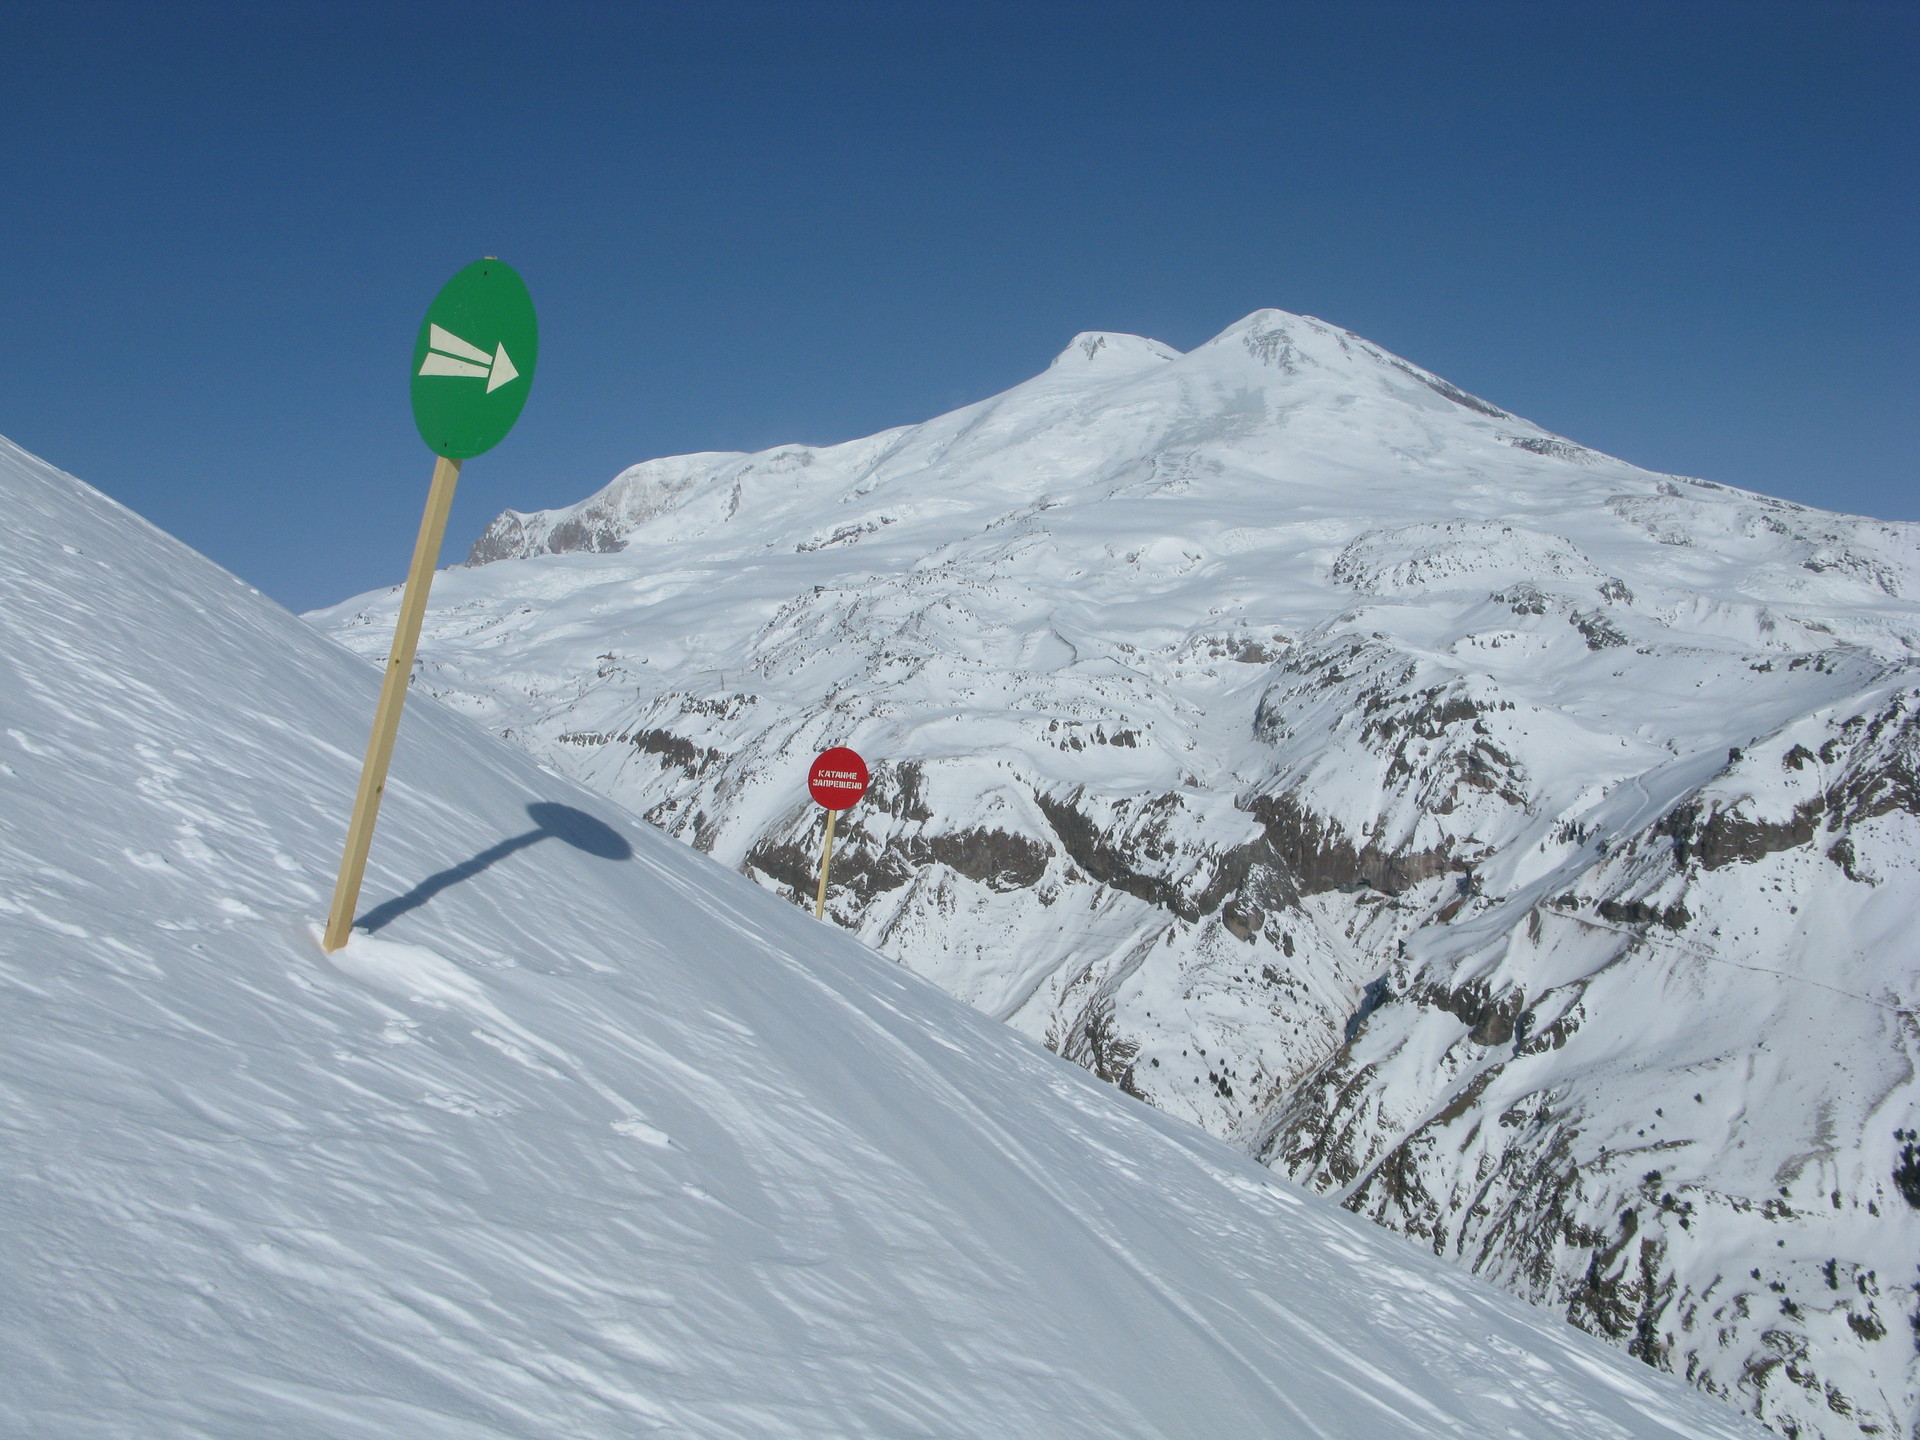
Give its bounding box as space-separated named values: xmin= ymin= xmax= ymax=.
xmin=315 ymin=311 xmax=1920 ymax=1438
xmin=0 ymin=437 xmax=1771 ymax=1438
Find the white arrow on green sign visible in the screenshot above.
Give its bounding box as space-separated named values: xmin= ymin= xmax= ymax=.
xmin=323 ymin=259 xmax=539 ymax=952
xmin=409 ymin=259 xmax=538 ymax=459
xmin=418 ymin=325 xmax=520 ymax=391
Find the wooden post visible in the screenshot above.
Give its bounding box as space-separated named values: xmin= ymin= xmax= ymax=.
xmin=813 ymin=808 xmax=839 ymax=920
xmin=322 ymin=454 xmax=463 ymax=951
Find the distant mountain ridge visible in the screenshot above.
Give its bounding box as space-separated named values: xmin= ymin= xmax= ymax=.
xmin=316 ymin=309 xmax=1920 ymax=1438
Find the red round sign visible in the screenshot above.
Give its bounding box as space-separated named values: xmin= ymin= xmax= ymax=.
xmin=808 ymin=747 xmax=869 ymax=811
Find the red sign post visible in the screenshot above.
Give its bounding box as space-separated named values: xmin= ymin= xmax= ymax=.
xmin=808 ymin=747 xmax=868 ymax=918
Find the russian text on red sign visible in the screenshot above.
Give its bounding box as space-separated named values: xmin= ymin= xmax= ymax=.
xmin=807 ymin=747 xmax=869 ymax=810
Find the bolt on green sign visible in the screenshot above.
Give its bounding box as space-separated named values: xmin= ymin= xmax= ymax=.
xmin=409 ymin=259 xmax=538 ymax=458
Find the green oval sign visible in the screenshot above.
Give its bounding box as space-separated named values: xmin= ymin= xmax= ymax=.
xmin=410 ymin=259 xmax=538 ymax=459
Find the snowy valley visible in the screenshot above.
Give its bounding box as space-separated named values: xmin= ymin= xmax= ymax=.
xmin=312 ymin=310 xmax=1920 ymax=1438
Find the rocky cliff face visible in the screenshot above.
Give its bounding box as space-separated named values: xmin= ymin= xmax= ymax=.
xmin=312 ymin=310 xmax=1920 ymax=1438
xmin=1262 ymin=677 xmax=1920 ymax=1435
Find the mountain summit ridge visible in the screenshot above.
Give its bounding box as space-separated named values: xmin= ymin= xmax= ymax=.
xmin=318 ymin=311 xmax=1920 ymax=1439
xmin=1046 ymin=329 xmax=1183 ymax=373
xmin=463 ymin=308 xmax=1582 ymax=567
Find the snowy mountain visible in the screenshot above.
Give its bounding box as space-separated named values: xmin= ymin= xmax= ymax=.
xmin=312 ymin=310 xmax=1920 ymax=1439
xmin=0 ymin=435 xmax=1777 ymax=1437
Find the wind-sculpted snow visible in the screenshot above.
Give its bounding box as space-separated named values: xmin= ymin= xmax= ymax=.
xmin=314 ymin=309 xmax=1920 ymax=1437
xmin=0 ymin=437 xmax=1777 ymax=1439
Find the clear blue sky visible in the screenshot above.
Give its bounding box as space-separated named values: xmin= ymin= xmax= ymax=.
xmin=2 ymin=1 xmax=1914 ymax=613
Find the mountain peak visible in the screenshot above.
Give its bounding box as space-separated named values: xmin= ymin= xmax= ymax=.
xmin=1196 ymin=307 xmax=1364 ymax=369
xmin=1208 ymin=306 xmax=1308 ymax=336
xmin=1046 ymin=330 xmax=1182 ymax=374
xmin=1193 ymin=308 xmax=1520 ymax=420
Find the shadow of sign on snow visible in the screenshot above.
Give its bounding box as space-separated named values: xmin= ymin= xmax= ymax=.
xmin=356 ymin=802 xmax=632 ymax=933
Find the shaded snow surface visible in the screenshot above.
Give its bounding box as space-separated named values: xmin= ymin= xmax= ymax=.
xmin=0 ymin=437 xmax=1770 ymax=1436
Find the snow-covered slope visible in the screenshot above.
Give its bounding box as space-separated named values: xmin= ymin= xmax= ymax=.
xmin=312 ymin=311 xmax=1920 ymax=1438
xmin=0 ymin=436 xmax=1773 ymax=1437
